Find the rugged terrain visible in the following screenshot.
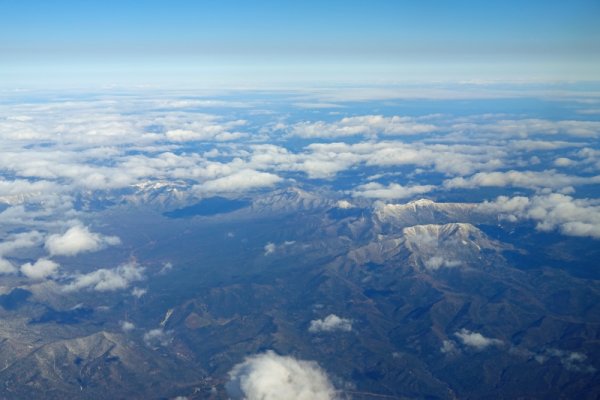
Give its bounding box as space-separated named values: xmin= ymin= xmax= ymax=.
xmin=0 ymin=187 xmax=598 ymax=399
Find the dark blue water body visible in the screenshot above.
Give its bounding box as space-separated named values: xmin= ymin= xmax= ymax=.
xmin=164 ymin=196 xmax=250 ymax=218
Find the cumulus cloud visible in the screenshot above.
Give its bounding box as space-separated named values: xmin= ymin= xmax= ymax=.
xmin=45 ymin=225 xmax=121 ymax=257
xmin=194 ymin=169 xmax=282 ymax=194
xmin=291 ymin=115 xmax=437 ymax=138
xmin=309 ymin=314 xmax=353 ymax=333
xmin=554 ymin=157 xmax=576 ymax=167
xmin=352 ymin=182 xmax=435 ymax=200
xmin=20 ymin=258 xmax=60 ymax=280
xmin=62 ymin=262 xmax=145 ymax=292
xmin=444 ymin=170 xmax=600 ymax=192
xmin=0 ymin=231 xmax=44 ymax=273
xmin=336 ymin=200 xmax=354 ymax=209
xmin=478 ymin=193 xmax=600 ymax=239
xmin=454 ymin=329 xmax=503 ymax=350
xmin=226 ymin=351 xmax=338 ymax=400
xmin=0 ymin=258 xmax=17 ymax=274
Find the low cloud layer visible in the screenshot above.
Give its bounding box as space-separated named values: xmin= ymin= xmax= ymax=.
xmin=291 ymin=115 xmax=437 ymax=138
xmin=227 ymin=351 xmax=338 ymax=400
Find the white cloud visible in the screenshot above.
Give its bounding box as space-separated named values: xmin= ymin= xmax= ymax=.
xmin=194 ymin=169 xmax=282 ymax=194
xmin=163 ymin=114 xmax=247 ymax=142
xmin=120 ymin=320 xmax=135 ymax=332
xmin=62 ymin=262 xmax=145 ymax=292
xmin=352 ymin=182 xmax=435 ymax=200
xmin=0 ymin=231 xmax=43 ymax=256
xmin=264 ymin=242 xmax=276 ymax=255
xmin=291 ymin=115 xmax=437 ymax=138
xmin=293 ymin=102 xmax=343 ymax=109
xmin=0 ymin=179 xmax=59 ymax=203
xmin=554 ymin=157 xmax=576 ymax=167
xmin=309 ymin=314 xmax=353 ymax=333
xmin=452 ymin=118 xmax=600 ymax=138
xmin=20 ymin=258 xmax=60 ymax=280
xmin=537 ymin=349 xmax=597 ymax=373
xmin=159 ymin=261 xmax=173 ymax=274
xmin=454 ymin=329 xmax=503 ymax=350
xmin=444 ymin=170 xmax=600 ymax=191
xmin=424 ymin=256 xmax=461 ymax=270
xmin=226 ymin=351 xmax=338 ymax=400
xmin=131 ymin=287 xmax=147 ymax=298
xmin=478 ymin=193 xmax=600 ymax=239
xmin=45 ymin=224 xmax=121 ymax=257
xmin=165 ymin=128 xmax=246 ymax=142
xmin=509 ymin=139 xmax=585 ymax=151
xmin=440 ymin=340 xmax=459 ymax=355
xmin=143 ymin=328 xmax=173 ymax=347
xmin=336 ymin=200 xmax=354 ymax=209
xmin=0 ymin=258 xmax=16 ymax=274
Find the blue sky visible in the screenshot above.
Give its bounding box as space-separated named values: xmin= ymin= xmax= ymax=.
xmin=1 ymin=0 xmax=599 ymax=87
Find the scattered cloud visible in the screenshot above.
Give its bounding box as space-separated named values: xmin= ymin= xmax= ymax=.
xmin=444 ymin=170 xmax=600 ymax=192
xmin=226 ymin=351 xmax=338 ymax=400
xmin=120 ymin=320 xmax=135 ymax=332
xmin=424 ymin=256 xmax=461 ymax=270
xmin=45 ymin=224 xmax=121 ymax=257
xmin=131 ymin=287 xmax=147 ymax=298
xmin=309 ymin=314 xmax=353 ymax=333
xmin=536 ymin=348 xmax=596 ymax=373
xmin=20 ymin=258 xmax=60 ymax=280
xmin=454 ymin=329 xmax=503 ymax=350
xmin=159 ymin=262 xmax=173 ymax=274
xmin=452 ymin=118 xmax=600 ymax=138
xmin=336 ymin=200 xmax=354 ymax=209
xmin=352 ymin=182 xmax=435 ymax=200
xmin=0 ymin=258 xmax=16 ymax=274
xmin=291 ymin=115 xmax=437 ymax=138
xmin=478 ymin=193 xmax=600 ymax=238
xmin=440 ymin=339 xmax=459 ymax=355
xmin=554 ymin=157 xmax=576 ymax=167
xmin=264 ymin=242 xmax=276 ymax=255
xmin=62 ymin=262 xmax=145 ymax=292
xmin=194 ymin=169 xmax=282 ymax=194
xmin=0 ymin=231 xmax=43 ymax=255
xmin=143 ymin=328 xmax=173 ymax=347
